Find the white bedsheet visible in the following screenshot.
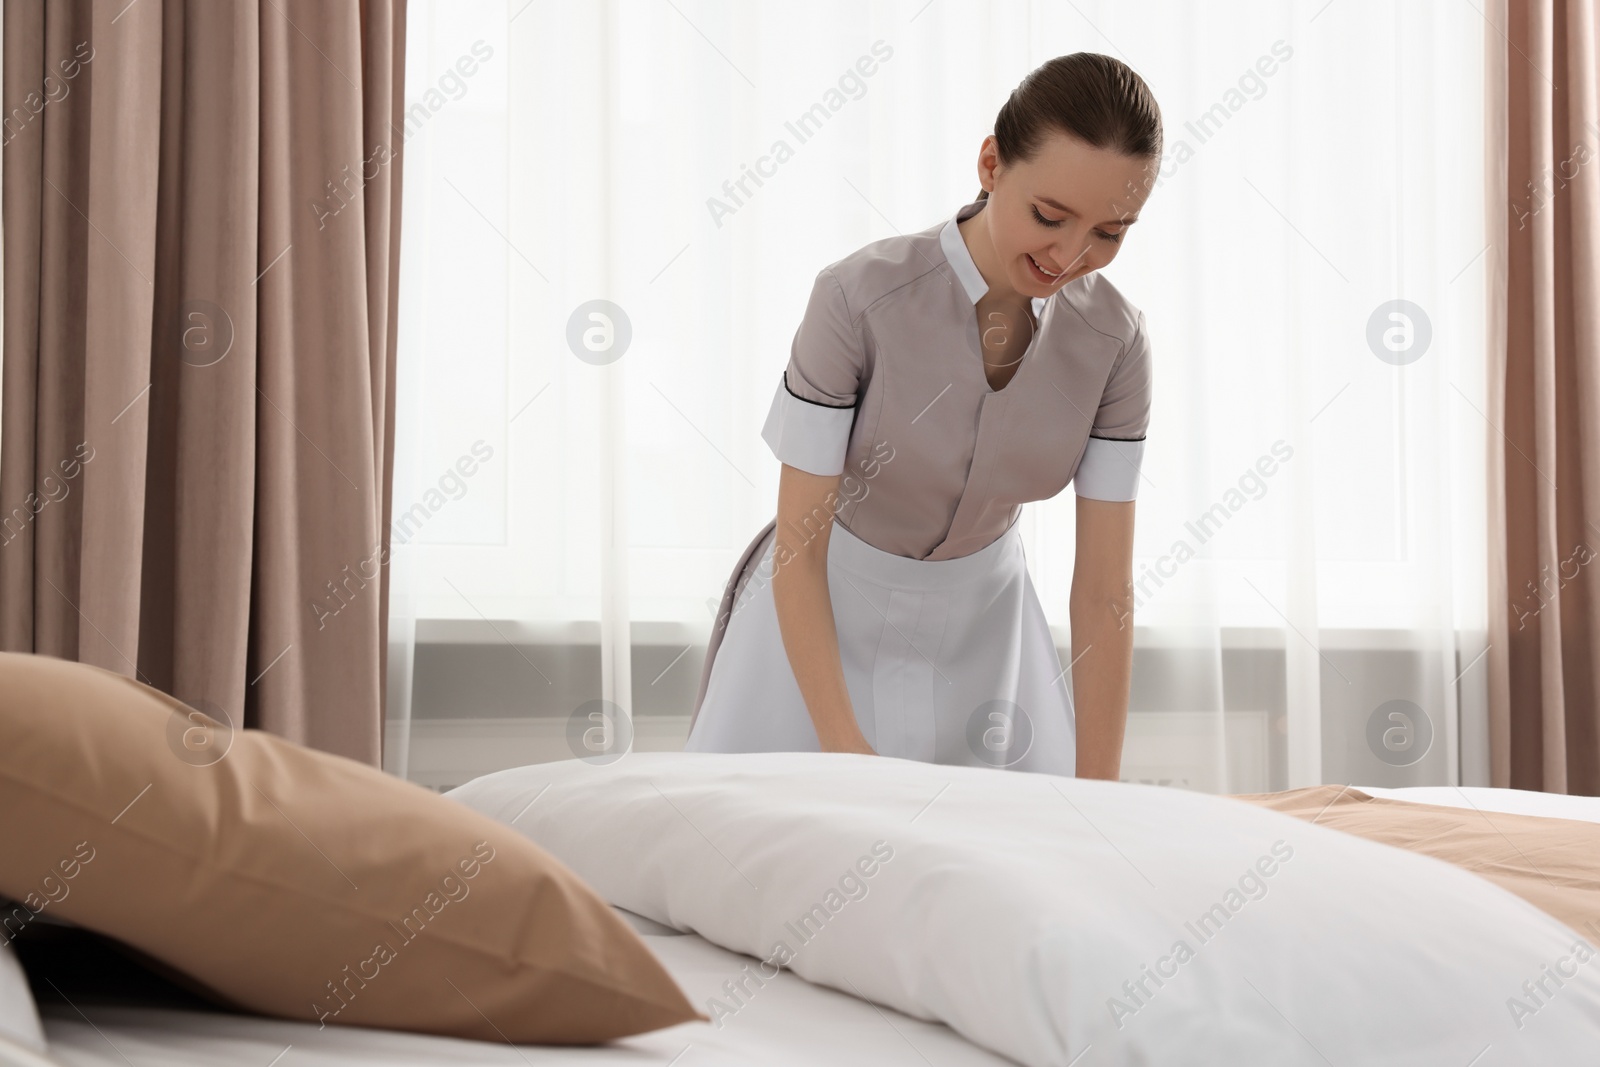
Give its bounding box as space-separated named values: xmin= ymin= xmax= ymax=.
xmin=36 ymin=919 xmax=1010 ymax=1066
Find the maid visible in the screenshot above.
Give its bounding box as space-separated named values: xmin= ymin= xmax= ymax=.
xmin=683 ymin=53 xmax=1161 ymax=779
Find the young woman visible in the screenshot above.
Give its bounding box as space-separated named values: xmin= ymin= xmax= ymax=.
xmin=683 ymin=53 xmax=1160 ymax=779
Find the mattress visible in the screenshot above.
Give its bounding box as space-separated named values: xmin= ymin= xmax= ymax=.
xmin=1360 ymin=784 xmax=1600 ymax=823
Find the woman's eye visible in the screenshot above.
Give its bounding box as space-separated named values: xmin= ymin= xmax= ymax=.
xmin=1030 ymin=205 xmax=1063 ymax=228
xmin=1031 ymin=204 xmax=1122 ymax=244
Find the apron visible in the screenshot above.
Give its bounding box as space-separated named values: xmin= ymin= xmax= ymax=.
xmin=684 ymin=515 xmax=1078 ymax=775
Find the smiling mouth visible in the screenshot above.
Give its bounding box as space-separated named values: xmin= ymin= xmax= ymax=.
xmin=1028 ymin=254 xmax=1065 ymax=278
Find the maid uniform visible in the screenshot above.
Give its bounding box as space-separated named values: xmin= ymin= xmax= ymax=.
xmin=682 ymin=195 xmax=1152 ymax=775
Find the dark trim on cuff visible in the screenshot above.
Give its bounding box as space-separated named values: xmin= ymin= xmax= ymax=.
xmin=1088 ymin=433 xmax=1146 ymax=442
xmin=781 ymin=370 xmax=856 ymax=410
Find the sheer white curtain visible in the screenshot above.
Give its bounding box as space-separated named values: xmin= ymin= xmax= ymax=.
xmin=386 ymin=0 xmax=1491 ymax=794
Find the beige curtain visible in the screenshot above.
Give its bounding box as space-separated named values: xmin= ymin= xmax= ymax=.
xmin=0 ymin=0 xmax=406 ymax=765
xmin=1487 ymin=0 xmax=1600 ymax=793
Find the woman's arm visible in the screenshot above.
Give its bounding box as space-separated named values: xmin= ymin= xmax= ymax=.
xmin=770 ymin=462 xmax=876 ymax=754
xmin=1068 ymin=496 xmax=1138 ymax=780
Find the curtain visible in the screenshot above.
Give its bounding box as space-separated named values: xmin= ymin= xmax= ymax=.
xmin=387 ymin=0 xmax=1492 ymax=794
xmin=1487 ymin=0 xmax=1600 ymax=794
xmin=0 ymin=0 xmax=406 ymax=765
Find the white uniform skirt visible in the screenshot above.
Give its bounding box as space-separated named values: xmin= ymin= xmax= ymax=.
xmin=684 ymin=516 xmax=1077 ymax=775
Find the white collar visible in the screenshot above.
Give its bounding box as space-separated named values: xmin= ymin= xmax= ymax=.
xmin=938 ymin=198 xmax=1047 ymax=317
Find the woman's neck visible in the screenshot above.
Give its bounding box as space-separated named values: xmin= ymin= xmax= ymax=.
xmin=957 ymin=202 xmax=1024 ymax=307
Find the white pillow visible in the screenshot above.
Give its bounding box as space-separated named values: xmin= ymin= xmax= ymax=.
xmin=450 ymin=752 xmax=1600 ymax=1067
xmin=0 ymin=938 xmax=46 ymax=1057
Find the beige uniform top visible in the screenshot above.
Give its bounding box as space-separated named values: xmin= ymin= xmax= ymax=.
xmin=760 ymin=195 xmax=1152 ymax=561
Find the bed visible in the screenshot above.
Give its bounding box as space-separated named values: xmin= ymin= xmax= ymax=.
xmin=15 ymin=755 xmax=1600 ymax=1067
xmin=25 ymin=909 xmax=1013 ymax=1066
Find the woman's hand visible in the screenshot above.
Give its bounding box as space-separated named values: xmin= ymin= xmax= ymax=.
xmin=1070 ymin=495 xmax=1137 ymax=781
xmin=819 ymin=731 xmax=878 ymax=756
xmin=772 ymin=463 xmax=880 ymax=758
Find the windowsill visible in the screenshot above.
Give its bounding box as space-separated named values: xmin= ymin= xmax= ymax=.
xmin=410 ymin=616 xmax=1486 ymax=652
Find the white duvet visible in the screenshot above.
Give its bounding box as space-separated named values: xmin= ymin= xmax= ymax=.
xmin=447 ymin=752 xmax=1600 ymax=1066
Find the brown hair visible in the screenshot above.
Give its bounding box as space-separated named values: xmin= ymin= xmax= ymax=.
xmin=975 ymin=53 xmax=1162 ymax=202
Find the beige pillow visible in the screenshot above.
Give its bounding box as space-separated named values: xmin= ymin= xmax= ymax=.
xmin=0 ymin=652 xmax=705 ymax=1043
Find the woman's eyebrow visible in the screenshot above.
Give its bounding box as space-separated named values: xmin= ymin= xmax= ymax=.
xmin=1037 ymin=196 xmax=1139 ymax=227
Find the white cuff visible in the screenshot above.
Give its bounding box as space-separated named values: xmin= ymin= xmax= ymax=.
xmin=760 ymin=376 xmax=855 ymax=476
xmin=1073 ymin=436 xmax=1145 ymax=501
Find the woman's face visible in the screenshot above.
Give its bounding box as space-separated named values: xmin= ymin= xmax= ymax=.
xmin=980 ymin=130 xmax=1155 ymax=296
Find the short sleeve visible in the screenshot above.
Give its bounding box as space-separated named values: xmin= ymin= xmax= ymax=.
xmin=759 ymin=267 xmax=863 ymax=477
xmin=1074 ymin=309 xmax=1152 ymax=502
